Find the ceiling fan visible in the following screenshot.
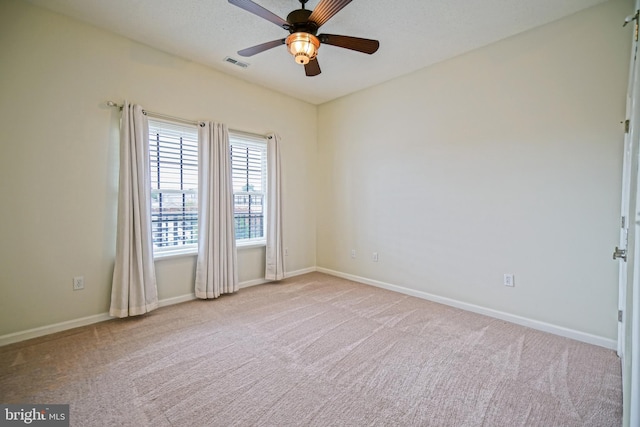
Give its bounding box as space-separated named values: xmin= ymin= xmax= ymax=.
xmin=228 ymin=0 xmax=379 ymax=76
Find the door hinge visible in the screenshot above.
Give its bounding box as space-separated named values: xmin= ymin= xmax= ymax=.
xmin=624 ymin=11 xmax=640 ymax=41
xmin=622 ymin=216 xmax=626 ymax=228
xmin=613 ymin=246 xmax=627 ymax=261
xmin=618 ymin=310 xmax=623 ymax=322
xmin=625 ymin=119 xmax=630 ymax=133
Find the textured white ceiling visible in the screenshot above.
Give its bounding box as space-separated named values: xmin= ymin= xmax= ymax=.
xmin=26 ymin=0 xmax=611 ymax=104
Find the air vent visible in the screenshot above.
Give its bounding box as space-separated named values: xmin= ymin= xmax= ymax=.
xmin=224 ymin=56 xmax=249 ymax=68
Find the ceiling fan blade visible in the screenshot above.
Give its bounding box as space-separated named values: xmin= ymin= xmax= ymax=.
xmin=318 ymin=34 xmax=379 ymax=54
xmin=304 ymin=58 xmax=321 ymax=76
xmin=308 ymin=0 xmax=352 ymax=28
xmin=238 ymin=39 xmax=286 ymax=57
xmin=228 ymin=0 xmax=289 ymax=29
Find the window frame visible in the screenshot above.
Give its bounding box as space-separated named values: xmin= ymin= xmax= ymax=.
xmin=148 ymin=118 xmax=200 ymax=258
xmin=230 ymin=132 xmax=268 ymax=247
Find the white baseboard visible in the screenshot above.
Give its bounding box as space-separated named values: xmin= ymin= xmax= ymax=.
xmin=286 ymin=267 xmax=317 ymax=278
xmin=239 ymin=278 xmax=269 ymax=289
xmin=239 ymin=267 xmax=316 ymax=289
xmin=0 ymin=292 xmax=201 ymax=347
xmin=316 ymin=267 xmax=617 ymax=350
xmin=0 ymin=267 xmax=320 ymax=347
xmin=2 ymin=266 xmax=614 ymax=351
xmin=0 ymin=312 xmax=114 ymax=347
xmin=158 ymin=293 xmax=197 ymax=307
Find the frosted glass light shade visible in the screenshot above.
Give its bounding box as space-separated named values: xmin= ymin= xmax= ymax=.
xmin=286 ymin=32 xmax=320 ymax=65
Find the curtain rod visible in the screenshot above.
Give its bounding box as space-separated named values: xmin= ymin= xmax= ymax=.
xmin=106 ymin=101 xmax=269 ymax=138
xmin=107 ymin=101 xmax=202 ymax=127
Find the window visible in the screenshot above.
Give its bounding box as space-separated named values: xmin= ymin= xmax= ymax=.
xmin=230 ymin=133 xmax=267 ymax=244
xmin=147 ymin=122 xmax=266 ymax=256
xmin=148 ymin=120 xmax=199 ymax=255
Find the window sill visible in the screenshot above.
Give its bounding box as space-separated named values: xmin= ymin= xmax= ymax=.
xmin=153 ymin=241 xmax=265 ymax=260
xmin=237 ymin=240 xmax=266 ymax=250
xmin=154 ymin=249 xmax=197 ymax=261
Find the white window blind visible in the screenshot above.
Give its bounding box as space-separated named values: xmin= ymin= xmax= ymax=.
xmin=230 ymin=133 xmax=267 ymax=243
xmin=148 ymin=120 xmax=199 ymax=255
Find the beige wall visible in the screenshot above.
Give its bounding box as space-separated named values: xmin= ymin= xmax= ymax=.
xmin=0 ymin=1 xmax=317 ymax=336
xmin=317 ymin=0 xmax=630 ymax=341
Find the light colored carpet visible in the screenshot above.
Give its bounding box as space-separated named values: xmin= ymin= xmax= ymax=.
xmin=0 ymin=272 xmax=622 ymax=426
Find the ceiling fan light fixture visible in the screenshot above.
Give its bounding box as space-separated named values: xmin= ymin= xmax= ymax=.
xmin=286 ymin=32 xmax=320 ymax=65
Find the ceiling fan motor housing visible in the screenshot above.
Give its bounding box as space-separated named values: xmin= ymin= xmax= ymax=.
xmin=286 ymin=9 xmax=318 ymax=34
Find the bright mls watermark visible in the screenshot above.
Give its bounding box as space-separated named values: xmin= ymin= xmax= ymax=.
xmin=1 ymin=405 xmax=69 ymax=426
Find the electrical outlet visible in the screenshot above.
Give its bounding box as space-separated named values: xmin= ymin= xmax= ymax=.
xmin=351 ymin=249 xmax=356 ymax=258
xmin=503 ymin=273 xmax=514 ymax=287
xmin=372 ymin=252 xmax=379 ymax=262
xmin=73 ymin=276 xmax=85 ymax=291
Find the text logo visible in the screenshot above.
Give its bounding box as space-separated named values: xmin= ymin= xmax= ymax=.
xmin=1 ymin=405 xmax=69 ymax=427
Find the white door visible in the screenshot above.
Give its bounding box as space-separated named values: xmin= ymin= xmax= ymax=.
xmin=618 ymin=2 xmax=640 ymax=360
xmin=619 ymin=3 xmax=640 ymax=426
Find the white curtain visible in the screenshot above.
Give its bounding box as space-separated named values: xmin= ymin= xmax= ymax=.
xmin=195 ymin=122 xmax=238 ymax=298
xmin=265 ymin=133 xmax=285 ymax=281
xmin=110 ymin=102 xmax=159 ymax=318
